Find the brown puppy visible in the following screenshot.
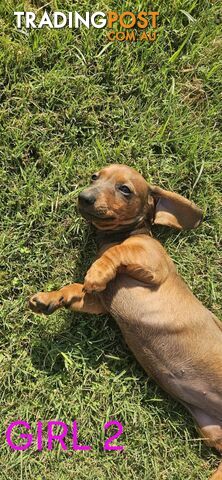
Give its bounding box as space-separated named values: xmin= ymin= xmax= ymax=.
xmin=29 ymin=164 xmax=222 ymax=479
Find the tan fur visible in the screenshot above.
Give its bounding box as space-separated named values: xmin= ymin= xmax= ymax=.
xmin=29 ymin=164 xmax=222 ymax=479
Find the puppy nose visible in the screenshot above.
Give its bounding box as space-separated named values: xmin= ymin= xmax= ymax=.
xmin=78 ymin=191 xmax=96 ymax=206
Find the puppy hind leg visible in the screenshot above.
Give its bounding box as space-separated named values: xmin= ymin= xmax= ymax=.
xmin=186 ymin=405 xmax=222 ymax=480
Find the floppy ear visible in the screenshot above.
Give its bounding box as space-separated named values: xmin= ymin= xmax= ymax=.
xmin=148 ymin=184 xmax=203 ymax=230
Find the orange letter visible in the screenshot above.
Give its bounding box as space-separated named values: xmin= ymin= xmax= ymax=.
xmin=119 ymin=11 xmax=136 ymax=29
xmin=107 ymin=11 xmax=119 ymax=28
xmin=137 ymin=12 xmax=148 ymax=29
xmin=126 ymin=31 xmax=136 ymax=41
xmin=140 ymin=31 xmax=148 ymax=41
xmin=116 ymin=31 xmax=125 ymax=41
xmin=147 ymin=31 xmax=157 ymax=42
xmin=148 ymin=12 xmax=159 ymax=28
xmin=107 ymin=31 xmax=115 ymax=41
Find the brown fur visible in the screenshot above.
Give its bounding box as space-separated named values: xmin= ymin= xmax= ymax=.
xmin=29 ymin=164 xmax=222 ymax=479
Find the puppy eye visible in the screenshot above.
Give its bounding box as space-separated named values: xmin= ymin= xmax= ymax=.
xmin=118 ymin=185 xmax=131 ymax=196
xmin=91 ymin=173 xmax=98 ymax=181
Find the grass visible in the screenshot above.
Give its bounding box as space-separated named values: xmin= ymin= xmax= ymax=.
xmin=0 ymin=0 xmax=222 ymax=478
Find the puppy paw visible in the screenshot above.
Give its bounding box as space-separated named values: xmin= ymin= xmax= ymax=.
xmin=29 ymin=291 xmax=64 ymax=315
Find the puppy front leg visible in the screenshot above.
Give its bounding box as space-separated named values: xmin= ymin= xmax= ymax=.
xmin=84 ymin=241 xmax=160 ymax=294
xmin=29 ymin=283 xmax=106 ymax=315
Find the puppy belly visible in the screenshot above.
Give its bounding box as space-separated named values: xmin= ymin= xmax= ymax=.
xmin=100 ymin=275 xmax=222 ymax=420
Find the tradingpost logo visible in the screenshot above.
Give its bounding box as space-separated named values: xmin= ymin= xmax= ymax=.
xmin=14 ymin=10 xmax=159 ymax=42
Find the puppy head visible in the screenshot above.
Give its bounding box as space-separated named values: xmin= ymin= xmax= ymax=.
xmin=78 ymin=164 xmax=149 ymax=231
xmin=78 ymin=164 xmax=202 ymax=231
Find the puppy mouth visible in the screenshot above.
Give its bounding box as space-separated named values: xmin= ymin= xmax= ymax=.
xmin=90 ymin=212 xmax=115 ymax=221
xmin=78 ymin=206 xmax=116 ymax=222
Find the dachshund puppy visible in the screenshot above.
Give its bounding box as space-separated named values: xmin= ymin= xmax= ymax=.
xmin=29 ymin=164 xmax=222 ymax=479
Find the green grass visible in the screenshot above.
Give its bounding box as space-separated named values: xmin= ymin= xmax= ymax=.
xmin=0 ymin=0 xmax=222 ymax=478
